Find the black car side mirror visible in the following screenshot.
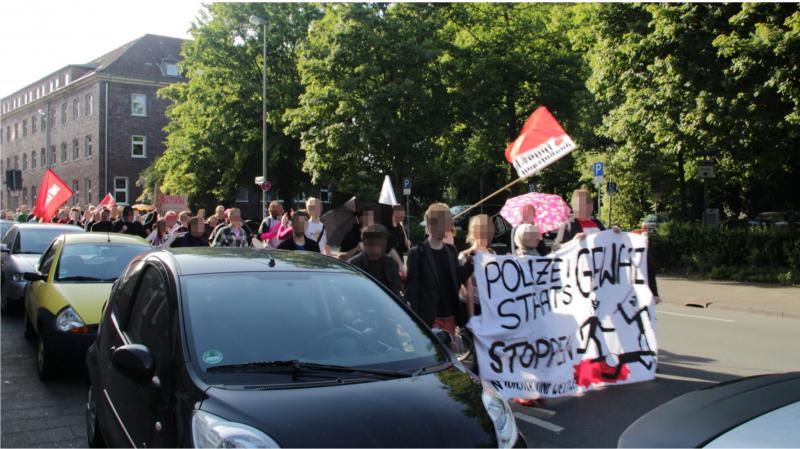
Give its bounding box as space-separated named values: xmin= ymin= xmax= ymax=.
xmin=23 ymin=272 xmax=47 ymax=282
xmin=432 ymin=328 xmax=452 ymax=348
xmin=112 ymin=344 xmax=155 ymax=382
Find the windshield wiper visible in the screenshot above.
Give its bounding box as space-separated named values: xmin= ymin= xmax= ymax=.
xmin=58 ymin=275 xmax=103 ymax=282
xmin=409 ymin=361 xmax=453 ymax=377
xmin=207 ymin=359 xmax=412 ymax=379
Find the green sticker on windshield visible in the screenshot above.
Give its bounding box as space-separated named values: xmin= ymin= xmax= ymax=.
xmin=202 ymin=350 xmax=223 ymax=365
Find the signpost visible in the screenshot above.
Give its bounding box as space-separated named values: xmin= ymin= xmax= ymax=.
xmin=697 ymin=161 xmax=715 ymax=224
xmin=403 ymin=178 xmax=411 ymax=231
xmin=528 ymin=182 xmax=537 ymax=193
xmin=593 ymin=162 xmax=605 ymax=224
xmin=607 ymin=180 xmax=617 ymax=225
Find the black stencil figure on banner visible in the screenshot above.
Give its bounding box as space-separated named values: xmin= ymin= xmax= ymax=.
xmin=577 ymin=292 xmax=615 ymax=358
xmin=614 ymin=289 xmax=654 ymax=353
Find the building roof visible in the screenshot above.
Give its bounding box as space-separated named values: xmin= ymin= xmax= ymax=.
xmin=2 ymin=34 xmax=187 ymax=107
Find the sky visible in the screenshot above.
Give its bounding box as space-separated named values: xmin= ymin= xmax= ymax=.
xmin=0 ymin=0 xmax=207 ymax=98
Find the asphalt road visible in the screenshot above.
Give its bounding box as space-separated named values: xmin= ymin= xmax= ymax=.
xmin=513 ymin=302 xmax=800 ymax=448
xmin=2 ymin=302 xmax=798 ymax=448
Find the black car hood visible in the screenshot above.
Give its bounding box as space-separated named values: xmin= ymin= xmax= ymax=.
xmin=199 ymin=366 xmax=496 ymax=448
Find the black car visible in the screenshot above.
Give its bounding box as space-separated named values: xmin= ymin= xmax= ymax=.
xmin=86 ymin=248 xmax=523 ymax=448
xmin=618 ymin=372 xmax=800 ymax=448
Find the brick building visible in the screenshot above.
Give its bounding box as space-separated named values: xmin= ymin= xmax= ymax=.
xmin=0 ymin=34 xmax=186 ymax=212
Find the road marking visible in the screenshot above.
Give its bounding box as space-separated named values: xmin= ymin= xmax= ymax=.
xmin=514 ymin=412 xmax=564 ymax=433
xmin=657 ymin=310 xmax=735 ymax=323
xmin=526 ymin=407 xmax=556 ymax=419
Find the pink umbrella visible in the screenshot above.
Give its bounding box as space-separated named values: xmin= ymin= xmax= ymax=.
xmin=500 ymin=192 xmax=571 ymax=233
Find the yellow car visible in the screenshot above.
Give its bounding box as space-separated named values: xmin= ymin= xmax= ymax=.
xmin=23 ymin=232 xmax=151 ymax=379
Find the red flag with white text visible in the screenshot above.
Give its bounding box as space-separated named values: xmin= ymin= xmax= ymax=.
xmin=98 ymin=193 xmax=117 ymax=208
xmin=504 ymin=106 xmax=577 ymax=179
xmin=32 ymin=169 xmax=73 ymax=222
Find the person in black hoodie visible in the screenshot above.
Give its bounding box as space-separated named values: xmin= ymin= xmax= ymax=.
xmin=171 ymin=217 xmax=210 ymax=248
xmin=113 ymin=206 xmax=147 ymax=238
xmin=348 ymin=224 xmax=401 ymax=297
xmin=90 ymin=207 xmax=114 ymax=232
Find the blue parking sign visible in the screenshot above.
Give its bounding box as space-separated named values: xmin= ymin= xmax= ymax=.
xmin=593 ymin=162 xmax=604 ymax=177
xmin=403 ymin=178 xmax=412 ymax=189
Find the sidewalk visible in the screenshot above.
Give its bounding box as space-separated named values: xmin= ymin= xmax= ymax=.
xmin=658 ymin=276 xmax=800 ymax=319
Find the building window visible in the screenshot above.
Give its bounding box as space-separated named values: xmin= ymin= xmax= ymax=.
xmin=22 ymin=154 xmax=27 ymax=171
xmin=161 ymin=59 xmax=180 ymax=77
xmin=14 ymin=156 xmax=19 ymax=169
xmin=4 ymin=126 xmax=8 ymax=142
xmin=61 ymin=103 xmax=67 ymax=124
xmin=319 ymin=186 xmax=331 ymax=204
xmin=235 ymin=187 xmax=249 ymax=203
xmin=85 ymin=94 xmax=93 ymax=116
xmin=73 ymin=98 xmax=79 ymax=120
xmin=72 ymin=138 xmax=79 ymax=160
xmin=293 ymin=192 xmax=306 ymax=204
xmin=40 ymin=148 xmax=46 ymax=167
xmin=14 ymin=123 xmax=19 ymax=141
xmin=22 ymin=120 xmax=27 ymax=137
xmin=85 ymin=178 xmax=92 ymax=204
xmin=31 ymin=151 xmax=36 ymax=170
xmin=61 ymin=142 xmax=67 ymax=163
xmin=49 ymin=108 xmax=55 ymax=128
xmin=23 ymin=188 xmax=27 ymax=204
xmin=31 ymin=186 xmax=37 ymax=206
xmin=114 ymin=177 xmax=128 ymax=204
xmin=50 ymin=146 xmax=56 ymax=166
xmin=73 ymin=180 xmax=79 ymax=205
xmin=131 ymin=135 xmax=146 ymax=158
xmin=41 ymin=114 xmax=46 ymax=131
xmin=131 ymin=94 xmax=147 ymax=116
xmin=85 ymin=135 xmax=92 ymax=158
xmin=31 ymin=115 xmax=36 ymax=134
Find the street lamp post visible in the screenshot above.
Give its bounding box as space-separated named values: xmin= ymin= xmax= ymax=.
xmin=250 ymin=15 xmax=268 ymax=221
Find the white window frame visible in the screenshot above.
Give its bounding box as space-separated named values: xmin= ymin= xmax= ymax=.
xmin=85 ymin=94 xmax=93 ymax=116
xmin=131 ymin=94 xmax=147 ymax=117
xmin=85 ymin=178 xmax=92 ymax=204
xmin=235 ymin=187 xmax=249 ymax=203
xmin=85 ymin=135 xmax=93 ymax=158
xmin=131 ymin=135 xmax=146 ymax=158
xmin=114 ymin=177 xmax=129 ymax=205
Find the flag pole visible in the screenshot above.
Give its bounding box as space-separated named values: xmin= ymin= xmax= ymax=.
xmin=453 ymin=176 xmax=528 ymax=220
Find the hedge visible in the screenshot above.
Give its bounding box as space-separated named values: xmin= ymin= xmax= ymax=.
xmin=649 ymin=222 xmax=800 ymax=286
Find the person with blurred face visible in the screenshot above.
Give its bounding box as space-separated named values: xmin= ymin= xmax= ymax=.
xmin=514 ymin=223 xmax=547 ymax=257
xmin=146 ymin=219 xmax=169 ymax=247
xmin=114 ymin=206 xmax=147 ymax=238
xmin=405 ymin=203 xmax=469 ymax=340
xmin=84 ymin=206 xmax=96 ymax=231
xmin=304 ymin=197 xmax=330 ymax=255
xmin=258 ymin=201 xmax=285 ymax=247
xmin=278 ymin=211 xmax=320 ymax=252
xmin=458 ymin=215 xmax=496 ymax=318
xmin=164 ymin=210 xmax=180 ymax=233
xmin=348 ymin=224 xmax=401 ymax=296
xmin=215 ymin=205 xmax=226 ymax=221
xmin=337 ymin=208 xmax=377 ymax=260
xmin=173 ymin=216 xmax=210 ymax=248
xmin=175 ymin=210 xmax=191 ymax=233
xmin=213 ymin=208 xmax=251 ymax=247
xmin=90 ymin=207 xmax=114 ymax=232
xmin=510 ymin=203 xmax=536 ymax=253
xmin=552 ymin=187 xmax=606 ymax=250
xmin=388 ymin=205 xmax=411 ymax=257
xmin=204 ymin=215 xmax=219 ymax=241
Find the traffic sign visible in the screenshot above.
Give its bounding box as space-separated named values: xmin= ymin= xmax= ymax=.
xmin=697 ymin=160 xmax=715 ymax=179
xmin=260 ymin=181 xmax=272 ymax=192
xmin=403 ymin=178 xmax=411 ymax=196
xmin=528 ymin=183 xmax=537 ymax=193
xmin=607 ymin=181 xmax=617 ymax=196
xmin=593 ymin=161 xmax=604 ymax=177
xmin=594 ymin=176 xmax=605 ymax=186
xmin=254 ymin=176 xmax=265 ymax=185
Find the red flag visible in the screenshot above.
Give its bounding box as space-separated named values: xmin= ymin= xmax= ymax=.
xmin=32 ymin=169 xmax=73 ymax=222
xmin=504 ymin=106 xmax=577 ymax=179
xmin=98 ymin=193 xmax=117 ymax=208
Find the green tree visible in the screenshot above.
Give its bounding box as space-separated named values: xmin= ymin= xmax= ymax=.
xmin=147 ymin=3 xmax=322 ymax=207
xmin=286 ymin=3 xmax=451 ymax=203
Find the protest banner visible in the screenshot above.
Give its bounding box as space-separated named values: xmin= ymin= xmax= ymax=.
xmin=154 ymin=185 xmax=188 ymax=215
xmin=468 ymin=230 xmax=657 ymax=400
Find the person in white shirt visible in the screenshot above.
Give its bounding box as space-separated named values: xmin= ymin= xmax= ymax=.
xmin=304 ymin=197 xmax=331 ymax=255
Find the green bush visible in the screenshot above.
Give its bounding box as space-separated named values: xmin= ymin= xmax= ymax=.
xmin=649 ymin=222 xmax=800 ymax=285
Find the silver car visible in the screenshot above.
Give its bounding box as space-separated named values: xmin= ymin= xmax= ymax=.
xmin=0 ymin=223 xmax=84 ymax=312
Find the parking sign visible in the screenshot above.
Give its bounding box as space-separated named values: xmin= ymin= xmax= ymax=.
xmin=593 ymin=162 xmax=604 ymax=177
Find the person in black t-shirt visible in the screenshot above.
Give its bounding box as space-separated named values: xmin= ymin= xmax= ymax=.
xmin=277 ymin=211 xmax=320 ymax=252
xmin=348 ymin=224 xmax=401 ymax=297
xmin=90 ymin=208 xmax=114 ymax=232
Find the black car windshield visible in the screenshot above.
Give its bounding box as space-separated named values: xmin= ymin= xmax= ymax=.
xmin=19 ymin=228 xmax=81 ymax=254
xmin=56 ymin=243 xmax=149 ymax=282
xmin=182 ymin=271 xmax=446 ymax=384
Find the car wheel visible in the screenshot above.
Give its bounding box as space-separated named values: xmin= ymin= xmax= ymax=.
xmin=36 ymin=334 xmax=57 ymax=380
xmin=24 ymin=312 xmax=35 ymax=340
xmin=86 ymin=384 xmax=106 ymax=448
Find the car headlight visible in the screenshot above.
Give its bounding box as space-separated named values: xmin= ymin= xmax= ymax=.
xmin=482 ymin=382 xmax=518 ymax=449
xmin=55 ymin=306 xmax=88 ymax=333
xmin=192 ymin=410 xmax=280 ymax=448
xmin=11 ymin=273 xmax=24 ymax=282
